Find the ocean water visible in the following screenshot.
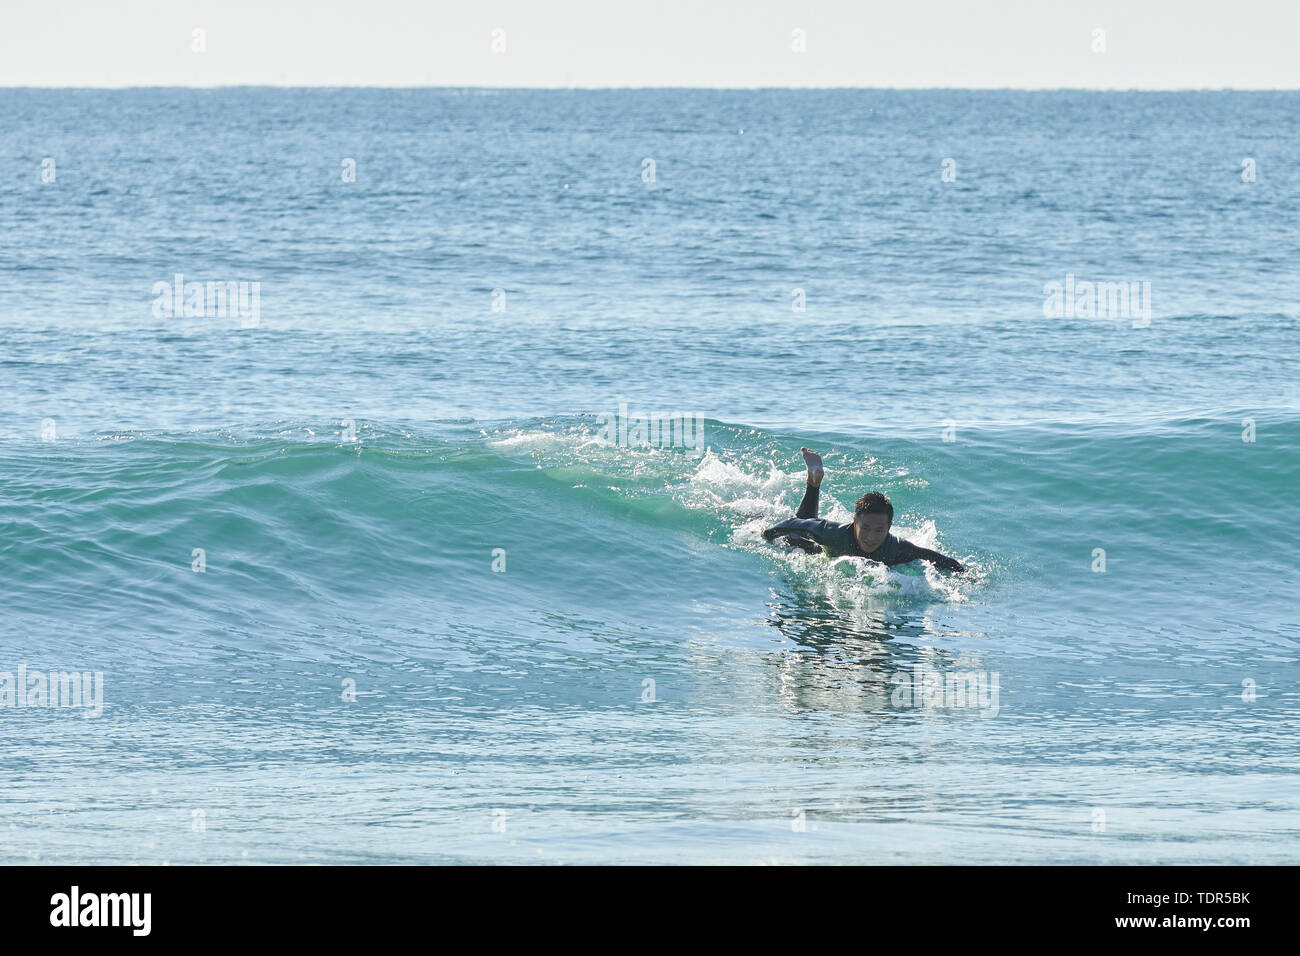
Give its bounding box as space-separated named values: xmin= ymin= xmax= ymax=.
xmin=1 ymin=89 xmax=1298 ymax=864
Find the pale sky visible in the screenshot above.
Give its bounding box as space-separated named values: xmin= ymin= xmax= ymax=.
xmin=2 ymin=0 xmax=1298 ymax=88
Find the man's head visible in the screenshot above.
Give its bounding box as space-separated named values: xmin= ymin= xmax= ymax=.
xmin=853 ymin=492 xmax=893 ymax=553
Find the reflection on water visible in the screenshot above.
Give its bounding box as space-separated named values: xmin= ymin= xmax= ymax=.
xmin=760 ymin=580 xmax=995 ymax=716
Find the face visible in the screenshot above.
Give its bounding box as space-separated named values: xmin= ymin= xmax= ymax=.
xmin=853 ymin=513 xmax=890 ymax=553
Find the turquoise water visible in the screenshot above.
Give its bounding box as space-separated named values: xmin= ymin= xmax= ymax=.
xmin=1 ymin=89 xmax=1298 ymax=863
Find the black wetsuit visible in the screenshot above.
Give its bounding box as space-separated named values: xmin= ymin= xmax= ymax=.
xmin=762 ymin=481 xmax=964 ymax=571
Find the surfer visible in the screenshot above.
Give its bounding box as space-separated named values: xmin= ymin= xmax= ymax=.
xmin=762 ymin=448 xmax=966 ymax=572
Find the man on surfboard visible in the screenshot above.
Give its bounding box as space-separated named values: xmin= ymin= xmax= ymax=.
xmin=763 ymin=448 xmax=965 ymax=571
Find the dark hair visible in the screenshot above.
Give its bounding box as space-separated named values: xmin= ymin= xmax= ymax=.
xmin=854 ymin=492 xmax=893 ymax=524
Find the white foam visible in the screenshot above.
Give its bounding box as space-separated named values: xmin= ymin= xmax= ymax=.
xmin=488 ymin=427 xmax=976 ymax=610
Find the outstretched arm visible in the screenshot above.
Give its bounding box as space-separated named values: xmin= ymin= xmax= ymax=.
xmin=916 ymin=547 xmax=965 ymax=572
xmin=898 ymin=539 xmax=965 ymax=572
xmin=763 ymin=517 xmax=835 ymax=546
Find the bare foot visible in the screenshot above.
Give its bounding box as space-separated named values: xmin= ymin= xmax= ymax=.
xmin=801 ymin=447 xmax=824 ymax=486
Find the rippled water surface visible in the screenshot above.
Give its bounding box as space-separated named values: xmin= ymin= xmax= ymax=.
xmin=1 ymin=89 xmax=1297 ymax=863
